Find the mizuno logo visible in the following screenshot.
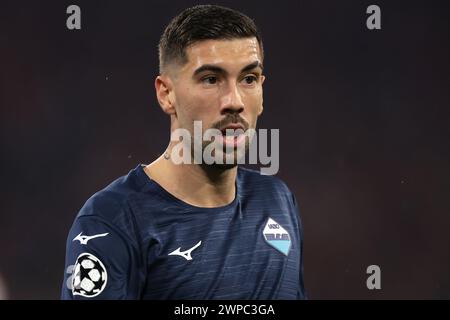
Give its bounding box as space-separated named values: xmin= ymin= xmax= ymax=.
xmin=168 ymin=241 xmax=202 ymax=261
xmin=73 ymin=232 xmax=109 ymax=245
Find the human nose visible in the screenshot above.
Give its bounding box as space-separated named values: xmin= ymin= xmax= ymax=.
xmin=219 ymin=82 xmax=244 ymax=114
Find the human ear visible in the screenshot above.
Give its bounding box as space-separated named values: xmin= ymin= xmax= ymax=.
xmin=155 ymin=75 xmax=176 ymax=115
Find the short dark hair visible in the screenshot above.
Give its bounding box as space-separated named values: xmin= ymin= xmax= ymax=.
xmin=158 ymin=5 xmax=263 ymax=73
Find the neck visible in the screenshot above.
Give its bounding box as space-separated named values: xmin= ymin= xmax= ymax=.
xmin=144 ymin=151 xmax=237 ymax=208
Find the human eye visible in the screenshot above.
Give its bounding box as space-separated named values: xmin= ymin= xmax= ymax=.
xmin=201 ymin=75 xmax=218 ymax=85
xmin=241 ymin=74 xmax=258 ymax=85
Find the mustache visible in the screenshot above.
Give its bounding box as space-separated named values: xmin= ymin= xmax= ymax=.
xmin=211 ymin=114 xmax=250 ymax=131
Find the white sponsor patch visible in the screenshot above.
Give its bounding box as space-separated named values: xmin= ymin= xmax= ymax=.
xmin=263 ymin=217 xmax=291 ymax=256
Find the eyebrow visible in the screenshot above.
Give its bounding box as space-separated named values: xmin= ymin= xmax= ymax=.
xmin=193 ymin=61 xmax=263 ymax=77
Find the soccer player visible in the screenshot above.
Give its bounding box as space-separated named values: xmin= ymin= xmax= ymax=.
xmin=61 ymin=5 xmax=306 ymax=300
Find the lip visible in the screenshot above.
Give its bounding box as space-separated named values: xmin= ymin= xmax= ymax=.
xmin=218 ymin=123 xmax=247 ymax=149
xmin=219 ymin=123 xmax=246 ymax=133
xmin=220 ymin=132 xmax=247 ymax=148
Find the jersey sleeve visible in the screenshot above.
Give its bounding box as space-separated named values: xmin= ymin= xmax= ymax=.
xmin=61 ymin=214 xmax=142 ymax=300
xmin=291 ymin=192 xmax=307 ymax=300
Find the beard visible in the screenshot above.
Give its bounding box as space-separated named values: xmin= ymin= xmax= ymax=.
xmin=190 ymin=114 xmax=254 ymax=169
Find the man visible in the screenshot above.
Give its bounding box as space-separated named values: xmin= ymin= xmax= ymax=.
xmin=61 ymin=4 xmax=306 ymax=299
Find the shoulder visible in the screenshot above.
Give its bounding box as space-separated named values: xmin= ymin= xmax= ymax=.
xmin=238 ymin=166 xmax=295 ymax=200
xmin=237 ymin=167 xmax=302 ymax=230
xmin=76 ymin=165 xmax=147 ymax=222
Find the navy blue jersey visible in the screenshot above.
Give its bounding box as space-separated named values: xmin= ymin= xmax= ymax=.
xmin=61 ymin=165 xmax=306 ymax=299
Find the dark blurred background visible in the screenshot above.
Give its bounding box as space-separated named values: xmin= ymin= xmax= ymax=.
xmin=1 ymin=0 xmax=449 ymax=299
